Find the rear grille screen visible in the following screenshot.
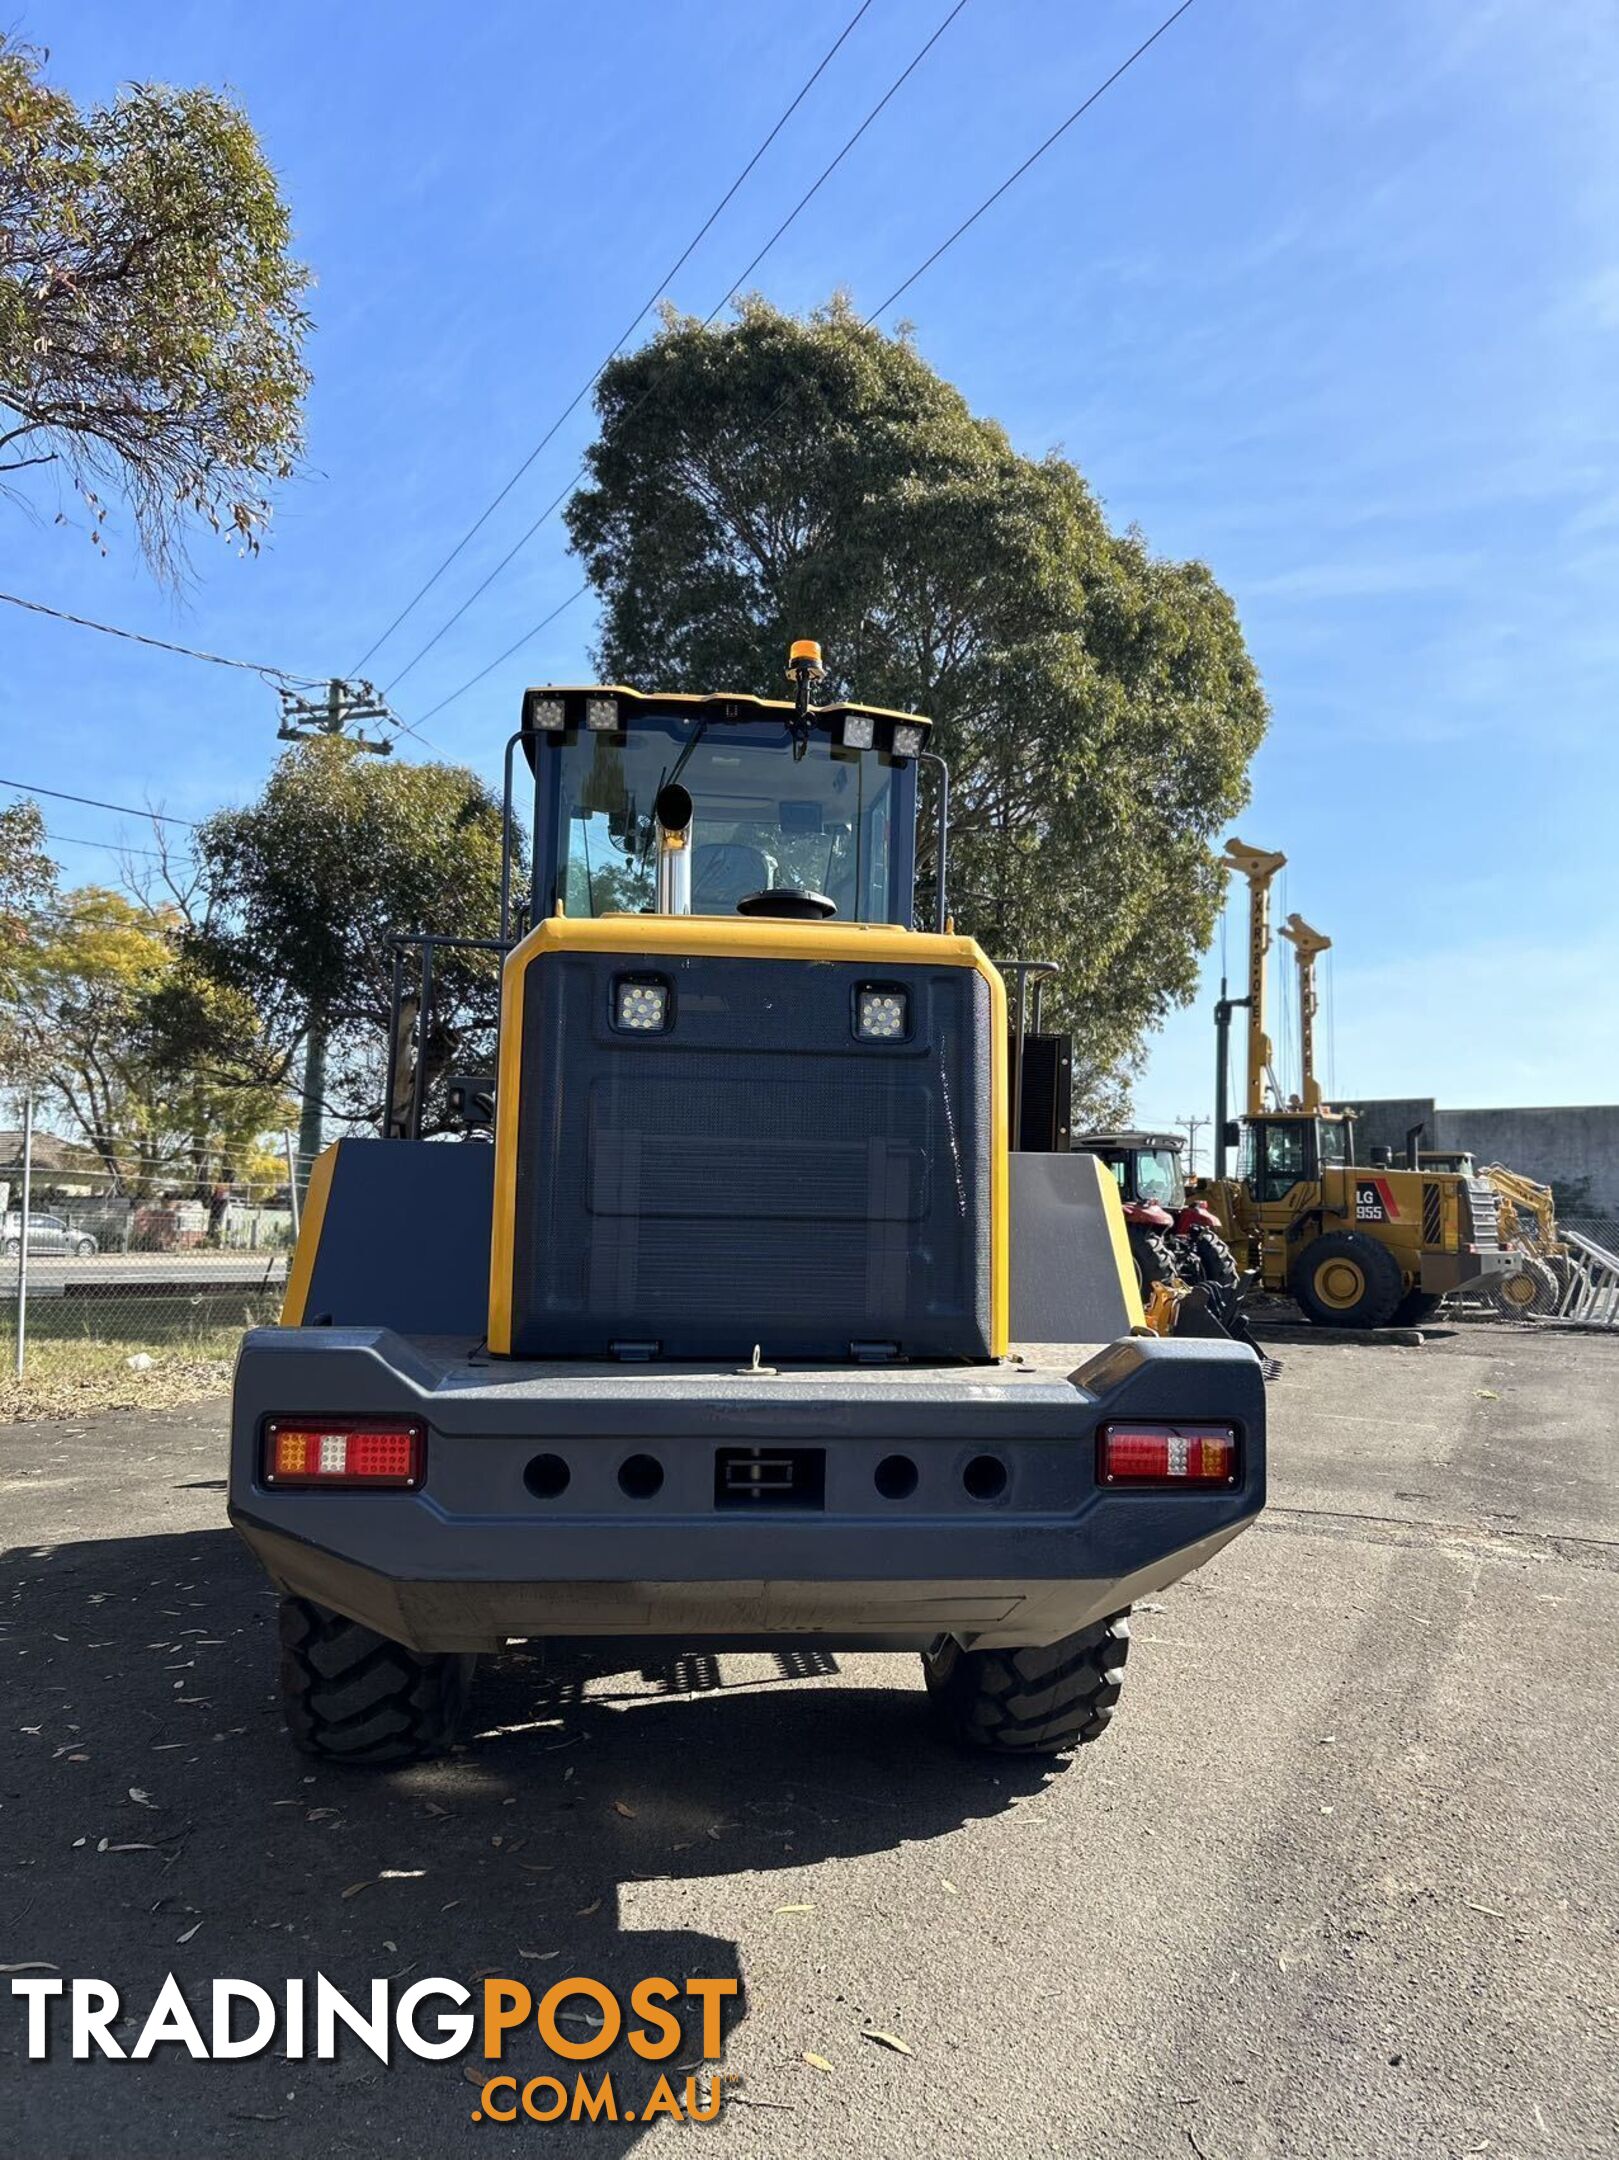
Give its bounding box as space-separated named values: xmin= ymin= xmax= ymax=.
xmin=508 ymin=951 xmax=993 ymax=1360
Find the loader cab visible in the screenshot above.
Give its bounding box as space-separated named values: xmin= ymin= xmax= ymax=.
xmin=1241 ymin=1111 xmax=1353 ymax=1205
xmin=517 ymin=686 xmax=927 ymax=931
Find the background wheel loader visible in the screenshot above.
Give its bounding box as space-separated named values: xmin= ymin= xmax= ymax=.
xmin=229 ymin=645 xmax=1265 ymax=1767
xmin=1194 ymin=840 xmax=1512 ymax=1329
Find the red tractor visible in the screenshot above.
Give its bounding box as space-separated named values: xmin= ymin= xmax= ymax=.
xmin=1074 ymin=1130 xmax=1247 ymax=1324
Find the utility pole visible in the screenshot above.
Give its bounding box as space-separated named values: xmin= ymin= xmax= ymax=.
xmin=276 ymin=681 xmax=399 ymax=1188
xmin=277 ymin=677 xmax=396 ymax=754
xmin=1178 ymin=1113 xmax=1210 ymax=1177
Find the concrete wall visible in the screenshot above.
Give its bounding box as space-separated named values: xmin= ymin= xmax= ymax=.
xmin=1347 ymin=1098 xmax=1437 ymax=1161
xmin=1349 ymin=1098 xmax=1619 ymax=1215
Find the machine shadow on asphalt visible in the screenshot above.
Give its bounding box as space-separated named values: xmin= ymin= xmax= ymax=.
xmin=3 ymin=1526 xmax=1055 ymax=2151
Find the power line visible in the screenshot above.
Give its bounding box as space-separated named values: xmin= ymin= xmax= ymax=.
xmin=410 ymin=0 xmax=1199 ymax=729
xmin=41 ymin=827 xmax=169 ymax=860
xmin=415 ymin=584 xmax=591 ymax=727
xmin=0 ymin=777 xmax=200 ymax=828
xmin=350 ymin=0 xmax=878 ymax=680
xmin=864 ymin=0 xmax=1200 ymax=320
xmin=0 ymin=590 xmax=321 ymax=688
xmin=382 ymin=0 xmax=971 ymax=699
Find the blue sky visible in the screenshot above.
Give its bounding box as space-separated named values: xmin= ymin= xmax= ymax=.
xmin=4 ymin=0 xmax=1616 ymax=1139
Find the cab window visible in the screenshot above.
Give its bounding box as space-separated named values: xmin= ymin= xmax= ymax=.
xmin=1318 ymin=1119 xmax=1349 ymax=1168
xmin=1253 ymin=1122 xmax=1310 ymax=1203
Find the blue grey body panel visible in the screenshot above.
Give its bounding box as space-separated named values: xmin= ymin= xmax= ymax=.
xmin=298 ymin=1140 xmax=493 ymax=1335
xmin=1009 ymin=1152 xmax=1140 ymax=1342
xmin=228 ymin=1330 xmax=1265 ymax=1653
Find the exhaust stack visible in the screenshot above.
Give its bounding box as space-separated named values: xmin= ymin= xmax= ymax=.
xmin=654 ymin=782 xmax=694 ymax=915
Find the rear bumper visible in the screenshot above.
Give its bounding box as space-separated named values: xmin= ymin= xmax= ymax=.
xmin=228 ymin=1328 xmax=1265 ymax=1653
xmin=1421 ymin=1248 xmax=1515 ymax=1294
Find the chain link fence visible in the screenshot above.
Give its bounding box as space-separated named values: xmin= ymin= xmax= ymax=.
xmin=1 ymin=1113 xmax=314 ymax=1417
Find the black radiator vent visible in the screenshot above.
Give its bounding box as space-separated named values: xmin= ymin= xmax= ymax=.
xmin=507 ymin=952 xmax=994 ymax=1361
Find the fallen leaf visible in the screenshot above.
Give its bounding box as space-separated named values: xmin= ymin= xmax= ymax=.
xmin=613 ymin=1800 xmax=637 ymax=1819
xmin=802 ymin=2052 xmax=833 ymax=2074
xmin=176 ymin=1923 xmax=202 ymax=1944
xmin=0 ymin=1962 xmax=58 ymax=1974
xmin=127 ymin=1788 xmax=158 ymax=1809
xmin=104 ymin=1843 xmax=156 ymax=1854
xmin=774 ymin=1903 xmax=814 ymax=1915
xmin=940 ymin=1880 xmax=958 ymax=1895
xmin=518 ymin=1949 xmax=561 ymax=1961
xmin=341 ymin=1881 xmax=376 ymax=1900
xmin=462 ymin=2063 xmax=485 ymax=2086
xmin=1476 ymin=1389 xmax=1499 ymax=1401
xmin=862 ymin=2029 xmax=912 ymax=2056
xmin=422 ymin=1801 xmax=452 ymax=1820
xmin=576 ymin=1898 xmax=602 ymax=1917
xmin=379 ymin=1869 xmax=426 ymax=1881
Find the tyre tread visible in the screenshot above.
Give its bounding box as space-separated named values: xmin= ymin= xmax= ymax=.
xmin=924 ymin=1613 xmax=1131 ymax=1757
xmin=277 ymin=1597 xmax=473 ymax=1764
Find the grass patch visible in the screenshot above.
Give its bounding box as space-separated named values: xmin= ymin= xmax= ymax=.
xmin=0 ymin=1291 xmax=280 ymax=1421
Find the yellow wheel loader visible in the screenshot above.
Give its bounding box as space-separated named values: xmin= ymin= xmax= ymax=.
xmin=228 ymin=647 xmax=1266 ymax=1766
xmin=1196 ymin=841 xmax=1512 ymax=1329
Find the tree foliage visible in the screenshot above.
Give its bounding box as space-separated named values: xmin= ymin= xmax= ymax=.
xmin=4 ymin=881 xmax=290 ymax=1194
xmin=173 ymin=741 xmax=512 ymax=1132
xmin=565 ymin=298 xmax=1268 ymax=1117
xmin=0 ymin=33 xmax=310 ymax=581
xmin=0 ymin=798 xmax=57 ymax=987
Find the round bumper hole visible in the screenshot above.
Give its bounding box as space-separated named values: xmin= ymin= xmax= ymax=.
xmin=874 ymin=1453 xmax=918 ymax=1500
xmin=963 ymin=1453 xmax=1008 ymax=1501
xmin=619 ymin=1453 xmax=664 ymax=1500
xmin=524 ymin=1453 xmax=570 ymax=1500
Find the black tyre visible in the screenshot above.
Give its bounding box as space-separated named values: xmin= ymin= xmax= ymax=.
xmin=278 ymin=1596 xmax=476 ymax=1764
xmin=923 ymin=1611 xmax=1131 ymax=1756
xmin=1128 ymin=1227 xmax=1181 ymax=1300
xmin=1188 ymin=1228 xmax=1240 ymax=1290
xmin=1487 ymin=1256 xmax=1560 ymax=1318
xmin=1289 ymin=1232 xmax=1405 ymax=1329
xmin=1390 ymin=1289 xmax=1444 ymax=1326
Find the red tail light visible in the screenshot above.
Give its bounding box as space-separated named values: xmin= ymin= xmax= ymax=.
xmin=263 ymin=1419 xmax=425 ymax=1489
xmin=1099 ymin=1422 xmax=1238 ymax=1487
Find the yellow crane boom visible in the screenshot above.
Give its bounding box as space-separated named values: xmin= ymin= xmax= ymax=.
xmin=1279 ymin=912 xmax=1331 ymax=1112
xmin=1222 ymin=838 xmax=1287 ymax=1116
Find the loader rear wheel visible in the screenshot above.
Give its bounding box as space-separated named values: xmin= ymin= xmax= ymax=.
xmin=922 ymin=1611 xmax=1131 ymax=1757
xmin=1390 ymin=1289 xmax=1444 ymax=1326
xmin=278 ymin=1597 xmax=476 ymax=1764
xmin=1290 ymin=1232 xmax=1404 ymax=1329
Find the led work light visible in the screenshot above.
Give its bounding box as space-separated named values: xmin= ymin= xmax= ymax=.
xmin=616 ymin=978 xmax=670 ymax=1032
xmin=856 ymin=987 xmax=908 ymax=1041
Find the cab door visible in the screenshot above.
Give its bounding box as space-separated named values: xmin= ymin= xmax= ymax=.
xmin=1247 ymin=1119 xmax=1317 ymax=1214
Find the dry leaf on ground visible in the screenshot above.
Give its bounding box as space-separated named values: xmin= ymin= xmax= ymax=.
xmin=862 ymin=2029 xmax=913 ymax=2056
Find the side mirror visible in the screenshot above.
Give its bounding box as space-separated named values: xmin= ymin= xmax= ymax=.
xmin=1222 ymin=1121 xmax=1240 ymax=1150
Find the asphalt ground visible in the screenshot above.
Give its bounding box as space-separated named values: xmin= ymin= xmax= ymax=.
xmin=1 ymin=1326 xmax=1615 ymax=2158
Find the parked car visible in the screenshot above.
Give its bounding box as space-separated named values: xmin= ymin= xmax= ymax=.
xmin=1 ymin=1213 xmax=98 ymax=1257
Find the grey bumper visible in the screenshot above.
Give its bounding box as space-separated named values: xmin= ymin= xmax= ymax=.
xmin=228 ymin=1328 xmax=1265 ymax=1652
